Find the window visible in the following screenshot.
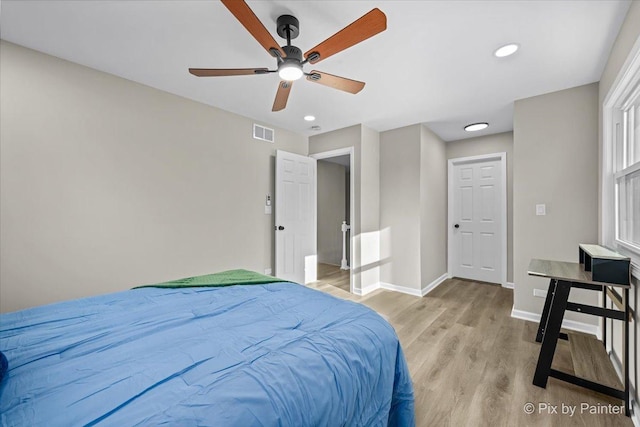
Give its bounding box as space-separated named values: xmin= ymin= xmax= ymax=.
xmin=615 ymin=91 xmax=640 ymax=250
xmin=603 ymin=40 xmax=640 ymax=271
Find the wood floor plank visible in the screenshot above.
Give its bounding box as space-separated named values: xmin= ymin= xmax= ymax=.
xmin=570 ymin=333 xmax=624 ymax=390
xmin=456 ymin=283 xmax=500 ymax=327
xmin=394 ymin=306 xmax=447 ymax=347
xmin=362 ymin=291 xmax=421 ymax=320
xmin=316 ymin=263 xmax=350 ymax=292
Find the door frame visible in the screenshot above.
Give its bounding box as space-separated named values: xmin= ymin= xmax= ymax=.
xmin=447 ymin=152 xmax=507 ymax=286
xmin=310 ymin=147 xmax=355 ymax=293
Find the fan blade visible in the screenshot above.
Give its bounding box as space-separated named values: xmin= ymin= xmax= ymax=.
xmin=189 ymin=68 xmax=269 ymax=77
xmin=304 ymin=8 xmax=386 ymax=64
xmin=306 ymin=71 xmax=365 ymax=94
xmin=220 ymin=0 xmax=286 ymax=58
xmin=272 ymin=81 xmax=293 ymax=112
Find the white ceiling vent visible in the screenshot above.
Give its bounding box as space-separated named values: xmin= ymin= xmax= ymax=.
xmin=253 ymin=124 xmax=274 ymax=143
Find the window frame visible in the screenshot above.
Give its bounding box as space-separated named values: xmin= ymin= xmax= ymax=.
xmin=602 ymin=37 xmax=640 ymax=278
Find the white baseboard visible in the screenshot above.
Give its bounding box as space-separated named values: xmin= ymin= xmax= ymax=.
xmin=379 ymin=282 xmax=422 ymax=297
xmin=357 ymin=273 xmax=448 ymax=298
xmin=503 ymin=282 xmax=514 ymax=289
xmin=421 ymin=273 xmax=449 ymax=296
xmin=609 ymin=350 xmax=625 ymax=396
xmin=609 ymin=349 xmax=639 ymax=424
xmin=356 ymin=282 xmax=381 ymax=296
xmin=510 ymin=307 xmax=600 ymax=336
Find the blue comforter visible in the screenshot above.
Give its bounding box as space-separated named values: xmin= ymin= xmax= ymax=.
xmin=0 ymin=282 xmax=414 ymax=426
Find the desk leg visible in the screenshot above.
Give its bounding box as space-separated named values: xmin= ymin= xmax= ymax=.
xmin=533 ymin=280 xmax=571 ymax=388
xmin=536 ymin=279 xmax=557 ymax=343
xmin=624 ymin=288 xmax=630 ymax=417
xmin=602 ymin=286 xmax=607 ymax=349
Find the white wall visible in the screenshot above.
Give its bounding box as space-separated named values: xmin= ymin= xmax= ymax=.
xmin=317 ymin=161 xmax=346 ymax=265
xmin=513 ymin=83 xmax=599 ymax=324
xmin=446 ymin=132 xmax=514 ymax=283
xmin=0 ymin=41 xmax=308 ymax=313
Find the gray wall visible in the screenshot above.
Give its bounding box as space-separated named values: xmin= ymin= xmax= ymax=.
xmin=360 ymin=126 xmax=382 ymax=289
xmin=420 ymin=126 xmax=448 ymax=288
xmin=379 ymin=124 xmax=447 ymax=291
xmin=380 ymin=125 xmax=422 ymax=289
xmin=446 ymin=132 xmax=514 ymax=283
xmin=513 ymin=83 xmax=599 ymax=324
xmin=599 ymin=1 xmax=640 ymax=120
xmin=0 ymin=41 xmax=308 ymax=313
xmin=309 ymin=124 xmax=380 ymax=292
xmin=317 ymin=161 xmax=346 ymax=265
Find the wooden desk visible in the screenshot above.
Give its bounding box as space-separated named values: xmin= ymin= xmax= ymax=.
xmin=528 ymin=257 xmax=631 ymax=417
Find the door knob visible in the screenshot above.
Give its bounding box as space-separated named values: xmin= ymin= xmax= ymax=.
xmin=276 ymin=225 xmax=285 ymax=231
xmin=454 ymin=224 xmax=460 ymax=229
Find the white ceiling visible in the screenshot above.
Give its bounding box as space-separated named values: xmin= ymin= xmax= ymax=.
xmin=0 ymin=1 xmax=631 ymax=141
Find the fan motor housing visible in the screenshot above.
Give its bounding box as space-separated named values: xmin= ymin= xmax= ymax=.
xmin=281 ymin=45 xmax=303 ymax=62
xmin=277 ymin=15 xmax=300 ymax=40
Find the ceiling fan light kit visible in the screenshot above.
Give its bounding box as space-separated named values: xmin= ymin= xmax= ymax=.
xmin=189 ymin=0 xmax=387 ymax=112
xmin=278 ymin=62 xmax=303 ymax=81
xmin=277 ymin=45 xmax=304 ymax=81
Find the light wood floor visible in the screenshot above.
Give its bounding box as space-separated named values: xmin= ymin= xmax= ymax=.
xmin=308 ymin=276 xmax=633 ymax=427
xmin=317 ymin=263 xmax=350 ymax=292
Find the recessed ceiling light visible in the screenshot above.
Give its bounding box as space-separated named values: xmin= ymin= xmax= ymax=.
xmin=304 ymin=115 xmax=316 ymax=121
xmin=464 ymin=122 xmax=489 ymax=132
xmin=494 ymin=43 xmax=519 ymax=58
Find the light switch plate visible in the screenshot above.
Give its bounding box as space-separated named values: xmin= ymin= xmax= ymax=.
xmin=265 ymin=205 xmax=272 ymax=215
xmin=536 ymin=204 xmax=546 ymax=216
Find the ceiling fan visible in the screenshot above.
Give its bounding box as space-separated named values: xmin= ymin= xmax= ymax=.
xmin=189 ymin=0 xmax=387 ymax=112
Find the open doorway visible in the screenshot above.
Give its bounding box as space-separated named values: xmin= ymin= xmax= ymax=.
xmin=311 ymin=148 xmax=354 ymax=293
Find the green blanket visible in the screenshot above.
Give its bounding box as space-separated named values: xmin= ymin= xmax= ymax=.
xmin=133 ymin=269 xmax=287 ymax=289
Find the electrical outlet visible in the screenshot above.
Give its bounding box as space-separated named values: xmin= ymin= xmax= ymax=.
xmin=264 ymin=268 xmax=272 ymax=275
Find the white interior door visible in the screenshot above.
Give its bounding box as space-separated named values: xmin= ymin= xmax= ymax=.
xmin=275 ymin=150 xmax=317 ymax=284
xmin=449 ymin=154 xmax=506 ymax=285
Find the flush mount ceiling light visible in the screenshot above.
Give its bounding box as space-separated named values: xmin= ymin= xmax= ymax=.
xmin=464 ymin=122 xmax=489 ymax=132
xmin=304 ymin=115 xmax=316 ymax=121
xmin=494 ymin=43 xmax=519 ymax=58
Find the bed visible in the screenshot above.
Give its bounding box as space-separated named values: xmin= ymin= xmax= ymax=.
xmin=0 ymin=270 xmax=414 ymax=426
